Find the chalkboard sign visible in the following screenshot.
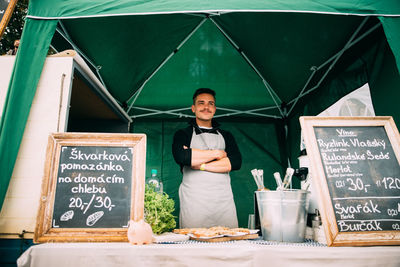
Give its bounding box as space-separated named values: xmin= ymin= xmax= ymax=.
xmin=300 ymin=116 xmax=400 ymax=246
xmin=34 ymin=133 xmax=146 ymax=243
xmin=0 ymin=0 xmax=17 ymax=38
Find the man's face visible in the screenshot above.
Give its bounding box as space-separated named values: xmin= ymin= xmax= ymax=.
xmin=191 ymin=93 xmax=216 ymax=122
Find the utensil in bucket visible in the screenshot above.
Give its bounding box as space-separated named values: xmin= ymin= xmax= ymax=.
xmin=256 ymin=189 xmax=309 ymax=242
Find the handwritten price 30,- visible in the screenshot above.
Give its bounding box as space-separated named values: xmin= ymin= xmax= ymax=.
xmin=335 ymin=178 xmax=371 ymax=193
xmin=69 ymin=195 xmax=115 ymax=213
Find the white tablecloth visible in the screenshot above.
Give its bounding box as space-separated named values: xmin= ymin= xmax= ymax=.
xmin=17 ymin=240 xmax=400 ymax=267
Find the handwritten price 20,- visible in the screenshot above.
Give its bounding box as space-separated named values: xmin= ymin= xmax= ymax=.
xmin=69 ymin=195 xmax=115 ymax=214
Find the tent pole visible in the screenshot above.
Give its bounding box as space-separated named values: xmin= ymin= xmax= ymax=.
xmin=291 ymin=22 xmax=381 ymax=103
xmin=286 ymin=66 xmax=318 ymax=115
xmin=280 ymin=103 xmax=292 ymax=168
xmin=187 ymin=12 xmax=222 ymax=17
xmin=126 ymin=18 xmax=207 ymax=114
xmin=58 ymin=21 xmax=72 ymax=40
xmin=239 ymin=106 xmax=282 ymax=112
xmin=316 ymin=22 xmax=381 ymax=72
xmin=49 ymin=44 xmax=59 ymax=53
xmin=56 ymin=27 xmax=99 ymax=70
xmin=209 ymin=17 xmax=285 ymax=118
xmin=131 ymin=105 xmax=281 ymax=119
xmin=287 ymin=17 xmax=380 ymax=115
xmin=130 ymin=107 xmax=194 ymax=118
xmin=57 ymin=22 xmax=110 ymax=96
xmin=56 ymin=23 xmax=134 ymax=120
xmin=215 ymin=107 xmax=281 ymax=119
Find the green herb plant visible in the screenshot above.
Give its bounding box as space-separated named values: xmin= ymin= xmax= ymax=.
xmin=144 ymin=184 xmax=176 ymax=235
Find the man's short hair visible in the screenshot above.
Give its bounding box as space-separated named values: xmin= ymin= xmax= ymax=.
xmin=193 ymin=88 xmax=216 ymax=104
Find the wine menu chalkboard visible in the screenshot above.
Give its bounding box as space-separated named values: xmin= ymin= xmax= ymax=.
xmin=53 ymin=146 xmax=133 ymax=228
xmin=300 ymin=117 xmax=400 ymax=246
xmin=34 ymin=133 xmax=147 ymax=243
xmin=314 ymin=126 xmax=400 ymax=232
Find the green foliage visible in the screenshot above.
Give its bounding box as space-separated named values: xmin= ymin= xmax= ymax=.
xmin=144 ymin=184 xmax=176 ymax=234
xmin=0 ymin=0 xmax=28 ymax=55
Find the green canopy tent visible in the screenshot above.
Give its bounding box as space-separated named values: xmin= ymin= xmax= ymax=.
xmin=1 ymin=0 xmax=400 ymax=227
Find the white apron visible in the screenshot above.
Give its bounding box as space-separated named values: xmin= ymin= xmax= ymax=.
xmin=179 ymin=128 xmax=238 ymax=228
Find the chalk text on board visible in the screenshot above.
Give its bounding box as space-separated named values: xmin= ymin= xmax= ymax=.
xmin=68 ymin=195 xmax=115 ymax=214
xmin=314 ymin=125 xmax=400 ymax=233
xmin=317 ymin=138 xmax=386 ymax=150
xmin=53 ymin=146 xmax=133 ymax=228
xmin=376 ymin=177 xmax=400 ymax=190
xmin=60 ymin=161 xmax=125 ymax=172
xmin=349 ymin=138 xmax=386 ymax=150
xmin=69 ymin=148 xmax=131 ymax=162
xmin=59 ymin=173 xmax=125 ymax=184
xmin=337 ymin=220 xmax=382 ymax=231
xmin=335 ymin=200 xmax=381 ymax=219
xmin=336 ymin=128 xmax=357 ymax=137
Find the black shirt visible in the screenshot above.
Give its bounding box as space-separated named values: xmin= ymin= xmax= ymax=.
xmin=172 ymin=119 xmax=242 ymax=172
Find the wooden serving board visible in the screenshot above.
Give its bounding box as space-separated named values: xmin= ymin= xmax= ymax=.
xmin=190 ymin=233 xmax=259 ymax=242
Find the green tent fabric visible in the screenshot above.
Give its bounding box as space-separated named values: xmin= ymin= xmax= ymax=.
xmin=0 ymin=19 xmax=57 ymax=209
xmin=131 ymin=19 xmax=275 ymax=112
xmin=1 ymin=1 xmax=400 ymax=227
xmin=26 ymin=0 xmax=400 ymax=18
xmin=380 ymin=17 xmax=400 ymax=70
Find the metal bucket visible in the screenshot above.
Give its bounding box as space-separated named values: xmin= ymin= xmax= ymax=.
xmin=256 ymin=190 xmax=310 ymax=242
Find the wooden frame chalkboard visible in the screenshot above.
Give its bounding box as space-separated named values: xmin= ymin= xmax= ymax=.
xmin=34 ymin=133 xmax=146 ymax=242
xmin=300 ymin=116 xmax=400 ymax=246
xmin=0 ymin=0 xmax=18 ymax=38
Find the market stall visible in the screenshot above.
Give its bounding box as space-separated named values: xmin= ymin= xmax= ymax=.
xmin=2 ymin=0 xmax=400 ymax=229
xmin=1 ymin=0 xmax=400 ymax=265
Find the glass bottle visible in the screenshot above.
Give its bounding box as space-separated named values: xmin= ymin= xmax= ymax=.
xmin=147 ymin=169 xmax=163 ymax=193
